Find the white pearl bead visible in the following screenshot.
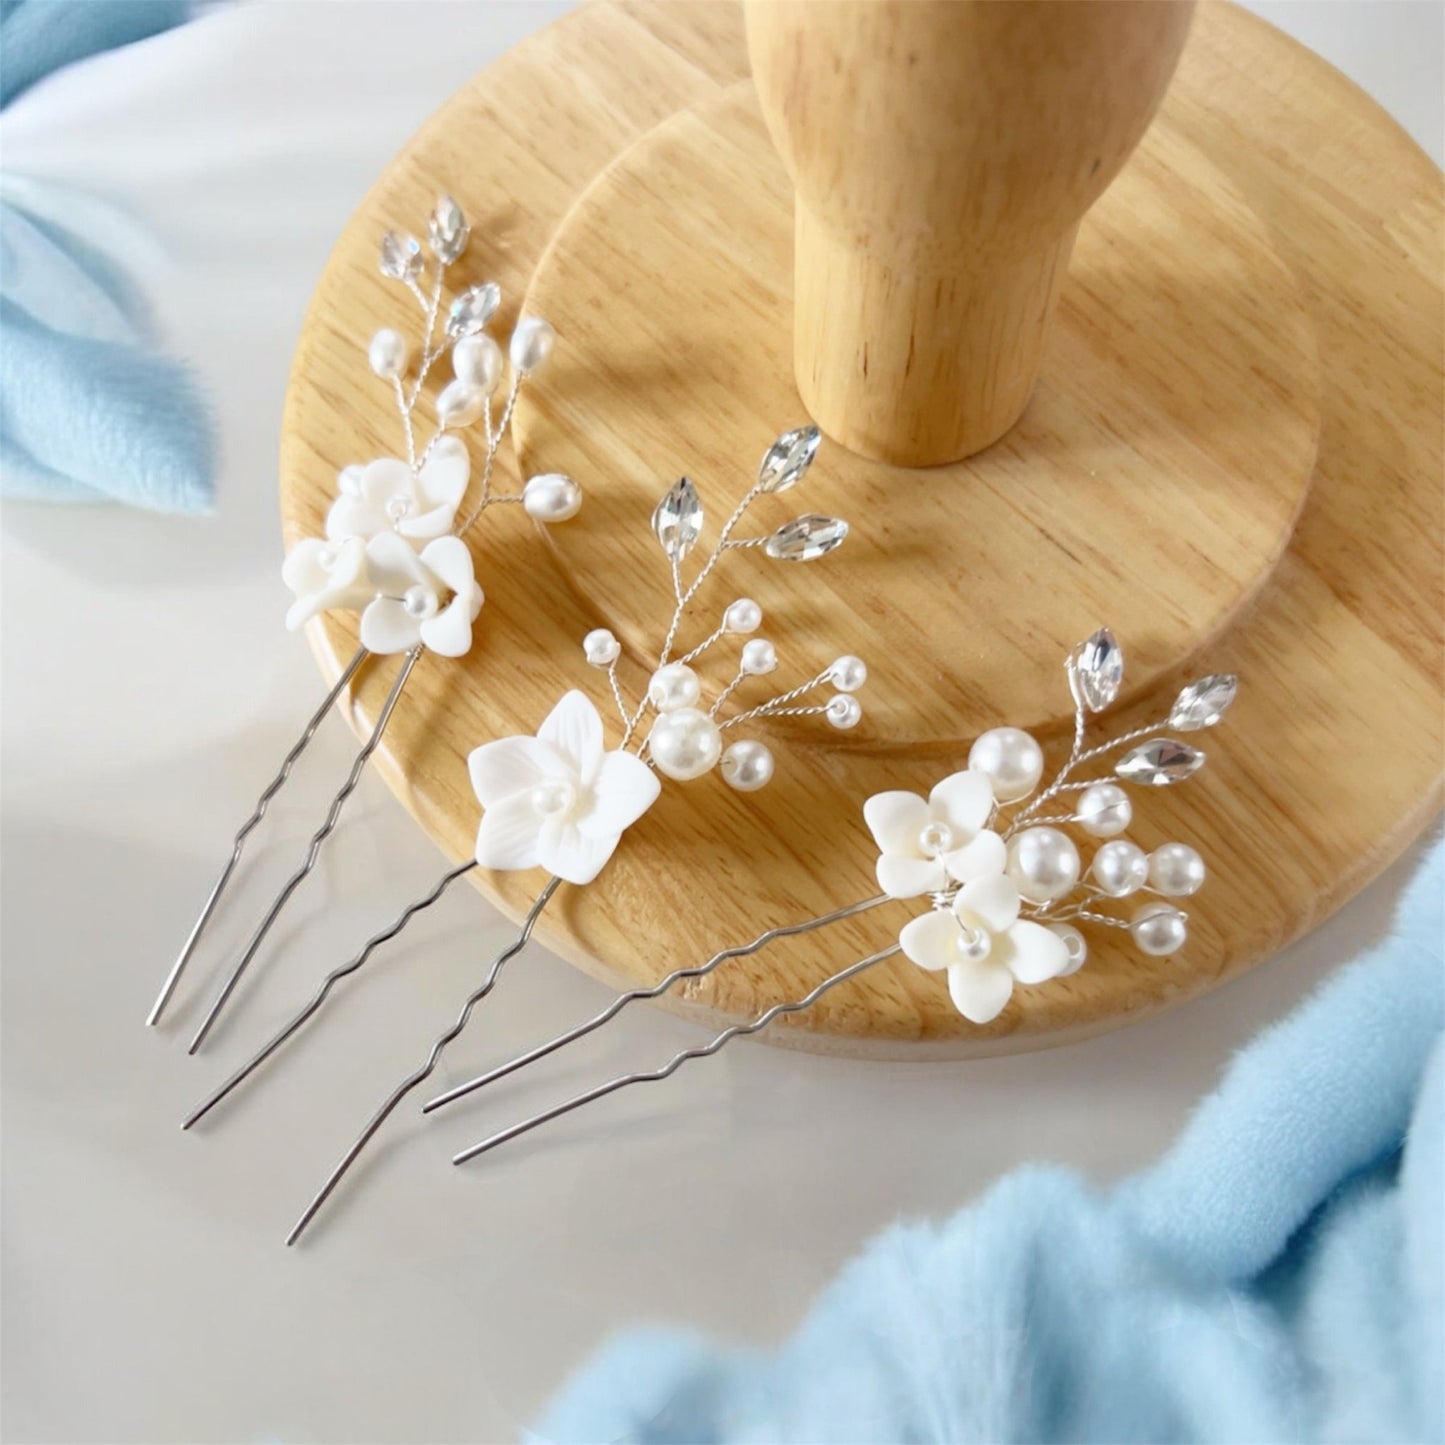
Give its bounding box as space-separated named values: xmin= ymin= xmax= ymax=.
xmin=367 ymin=328 xmax=409 ymax=380
xmin=647 ymin=708 xmax=722 ymax=781
xmin=338 ymin=464 xmax=366 ymax=497
xmin=723 ymin=598 xmax=762 ymax=634
xmin=954 ymin=925 xmax=992 ymax=964
xmin=583 ymin=628 xmax=620 ymax=667
xmin=918 ymin=821 xmax=955 ymax=856
xmin=522 ymin=472 xmax=583 ymax=523
xmin=1006 ymin=826 xmax=1080 ymax=903
xmin=720 ymin=739 xmax=774 ymax=792
xmin=1091 ymin=839 xmax=1149 ymax=897
xmin=1130 ymin=902 xmax=1188 ymax=956
xmin=826 ymin=694 xmax=863 ymax=730
xmin=740 ymin=638 xmax=777 ymax=675
xmin=437 ymin=379 xmax=485 ymax=428
xmin=828 ymin=655 xmax=868 ymax=693
xmin=1076 ymin=782 xmax=1132 ymax=838
xmin=1149 ymin=842 xmax=1207 ymax=897
xmin=647 ymin=663 xmax=701 ymax=713
xmin=530 ymin=778 xmax=577 ymax=819
xmin=453 ymin=333 xmax=503 ymax=394
xmin=968 ymin=727 xmax=1044 ymax=803
xmin=402 ymin=584 xmax=438 ymax=619
xmin=509 ymin=316 xmax=555 ymax=374
xmin=1047 ymin=923 xmax=1088 ymax=976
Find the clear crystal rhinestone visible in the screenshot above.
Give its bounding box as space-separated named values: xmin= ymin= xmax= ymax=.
xmin=1169 ymin=674 xmax=1238 ymax=730
xmin=757 ymin=425 xmax=821 ymax=494
xmin=428 ymin=195 xmax=469 ymax=264
xmin=445 ymin=283 xmax=502 ymax=340
xmin=379 ymin=231 xmax=423 ymax=283
xmin=765 ymin=514 xmax=849 ymax=562
xmin=1070 ymin=626 xmax=1124 ymax=713
xmin=652 ymin=476 xmax=704 ymax=560
xmin=1115 ymin=739 xmax=1205 ymax=786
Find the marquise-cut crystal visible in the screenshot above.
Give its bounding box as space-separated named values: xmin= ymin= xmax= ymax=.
xmin=1115 ymin=739 xmax=1205 ymax=786
xmin=1071 ymin=626 xmax=1124 ymax=712
xmin=428 ymin=195 xmax=469 ymax=264
xmin=764 ymin=514 xmax=849 ymax=562
xmin=757 ymin=426 xmax=821 ymax=494
xmin=379 ymin=231 xmax=424 ymax=282
xmin=445 ymin=283 xmax=502 ymax=340
xmin=1169 ymin=674 xmax=1238 ymax=731
xmin=652 ymin=477 xmax=704 ymax=560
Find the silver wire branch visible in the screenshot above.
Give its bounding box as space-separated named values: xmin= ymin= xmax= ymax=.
xmin=451 ymin=942 xmax=902 ymax=1167
xmin=147 ymin=647 xmax=370 ymax=1029
xmin=719 ymin=669 xmax=831 ymax=731
xmin=678 ymin=622 xmax=728 ymax=667
xmin=457 ymin=373 xmax=522 ymax=535
xmin=284 ymin=876 xmax=563 ymax=1246
xmin=423 ymin=893 xmax=892 ymax=1113
xmin=708 ymin=666 xmax=749 ymax=720
xmin=186 ymin=647 xmax=424 ymax=1055
xmin=180 ymin=860 xmax=478 ymax=1130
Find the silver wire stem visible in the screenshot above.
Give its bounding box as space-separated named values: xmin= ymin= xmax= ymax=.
xmin=285 ymin=876 xmax=562 ymax=1246
xmin=187 ymin=647 xmax=423 ymax=1055
xmin=181 ymin=861 xmax=477 ymax=1131
xmin=147 ymin=647 xmax=369 ymax=1028
xmin=423 ymin=893 xmax=891 ymax=1114
xmin=451 ymin=943 xmax=901 ymax=1167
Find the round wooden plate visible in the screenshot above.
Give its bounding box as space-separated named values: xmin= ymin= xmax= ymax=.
xmin=279 ymin=1 xmax=1441 ymax=1057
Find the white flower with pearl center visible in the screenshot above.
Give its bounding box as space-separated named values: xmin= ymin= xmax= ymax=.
xmin=361 ymin=532 xmax=484 ymax=657
xmin=325 ymin=438 xmax=470 ymax=543
xmin=863 ymin=769 xmax=1007 ymax=899
xmin=281 ymin=536 xmax=374 ymax=631
xmin=467 ymin=691 xmax=660 ymax=885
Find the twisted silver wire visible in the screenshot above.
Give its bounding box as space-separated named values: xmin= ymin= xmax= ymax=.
xmin=451 ymin=943 xmax=901 ymax=1167
xmin=147 ymin=647 xmax=369 ymax=1028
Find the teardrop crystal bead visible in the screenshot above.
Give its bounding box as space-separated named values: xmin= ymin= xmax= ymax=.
xmin=652 ymin=477 xmax=704 ymax=560
xmin=445 ymin=283 xmax=502 ymax=340
xmin=428 ymin=195 xmax=469 ymax=264
xmin=764 ymin=514 xmax=849 ymax=562
xmin=1115 ymin=739 xmax=1205 ymax=786
xmin=1169 ymin=674 xmax=1238 ymax=730
xmin=379 ymin=231 xmax=424 ymax=282
xmin=1070 ymin=626 xmax=1124 ymax=713
xmin=757 ymin=426 xmax=821 ymax=494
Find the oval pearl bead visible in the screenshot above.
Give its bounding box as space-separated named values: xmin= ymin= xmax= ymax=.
xmin=522 ymin=472 xmax=583 ymax=523
xmin=968 ymin=727 xmax=1044 ymax=803
xmin=1091 ymin=839 xmax=1149 ymax=897
xmin=826 ymin=694 xmax=863 ymax=730
xmin=647 ymin=708 xmax=722 ymax=781
xmin=509 ymin=316 xmax=555 ymax=374
xmin=1149 ymin=842 xmax=1206 ymax=897
xmin=583 ymin=628 xmax=620 ymax=667
xmin=453 ymin=333 xmax=503 ymax=394
xmin=740 ymin=638 xmax=777 ymax=675
xmin=1006 ymin=826 xmax=1080 ymax=904
xmin=1048 ymin=923 xmax=1088 ymax=976
xmin=368 ymin=328 xmax=409 ymax=380
xmin=723 ymin=598 xmax=762 ymax=634
xmin=720 ymin=739 xmax=774 ymax=792
xmin=1076 ymin=782 xmax=1132 ymax=838
xmin=647 ymin=663 xmax=701 ymax=713
xmin=1130 ymin=902 xmax=1188 ymax=956
xmin=829 ymin=655 xmax=868 ymax=693
xmin=437 ymin=379 xmax=485 ymax=428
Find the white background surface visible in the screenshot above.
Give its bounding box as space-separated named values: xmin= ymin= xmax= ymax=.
xmin=2 ymin=4 xmax=1440 ymax=1442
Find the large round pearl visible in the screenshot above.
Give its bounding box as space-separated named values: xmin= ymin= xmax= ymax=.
xmin=828 ymin=655 xmax=868 ymax=693
xmin=647 ymin=663 xmax=701 ymax=713
xmin=1047 ymin=923 xmax=1088 ymax=976
xmin=453 ymin=333 xmax=502 ymax=394
xmin=368 ymin=328 xmax=409 ymax=380
xmin=826 ymin=694 xmax=863 ymax=730
xmin=1006 ymin=826 xmax=1080 ymax=903
xmin=509 ymin=316 xmax=555 ymax=374
xmin=740 ymin=638 xmax=777 ymax=675
xmin=1091 ymin=839 xmax=1149 ymax=897
xmin=437 ymin=379 xmax=485 ymax=428
xmin=1149 ymin=842 xmax=1206 ymax=897
xmin=968 ymin=727 xmax=1044 ymax=803
xmin=647 ymin=708 xmax=722 ymax=781
xmin=720 ymin=739 xmax=774 ymax=792
xmin=1076 ymin=782 xmax=1132 ymax=838
xmin=583 ymin=628 xmax=620 ymax=667
xmin=723 ymin=598 xmax=762 ymax=634
xmin=522 ymin=472 xmax=583 ymax=523
xmin=1130 ymin=902 xmax=1188 ymax=956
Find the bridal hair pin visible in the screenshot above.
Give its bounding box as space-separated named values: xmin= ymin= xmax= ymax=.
xmin=148 ymin=196 xmax=578 ymax=1044
xmin=423 ymin=631 xmax=1237 ymax=1166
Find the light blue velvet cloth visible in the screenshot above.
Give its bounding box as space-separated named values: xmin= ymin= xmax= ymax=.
xmin=0 ymin=0 xmax=213 ymax=511
xmin=540 ymin=840 xmax=1444 ymax=1443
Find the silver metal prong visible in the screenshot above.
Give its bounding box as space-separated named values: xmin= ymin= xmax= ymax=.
xmin=147 ymin=647 xmax=368 ymax=1027
xmin=451 ymin=944 xmax=901 ymax=1167
xmin=181 ymin=861 xmax=477 ymax=1131
xmin=186 ymin=647 xmax=423 ymax=1055
xmin=423 ymin=893 xmax=891 ymax=1114
xmin=284 ymin=877 xmax=562 ymax=1246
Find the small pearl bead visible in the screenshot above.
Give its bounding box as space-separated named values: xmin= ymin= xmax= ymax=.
xmin=968 ymin=727 xmax=1044 ymax=803
xmin=583 ymin=628 xmax=620 ymax=667
xmin=402 ymin=584 xmax=439 ymax=619
xmin=954 ymin=925 xmax=992 ymax=964
xmin=509 ymin=316 xmax=555 ymax=374
xmin=720 ymin=739 xmax=774 ymax=792
xmin=1077 ymin=782 xmax=1132 ymax=838
xmin=723 ymin=598 xmax=762 ymax=634
xmin=1048 ymin=923 xmax=1088 ymax=976
xmin=1149 ymin=842 xmax=1207 ymax=897
xmin=437 ymin=379 xmax=485 ymax=428
xmin=522 ymin=473 xmax=583 ymax=523
xmin=368 ymin=328 xmax=409 ymax=380
xmin=1091 ymin=839 xmax=1149 ymax=897
xmin=530 ymin=778 xmax=577 ymax=819
xmin=647 ymin=663 xmax=701 ymax=713
xmin=453 ymin=333 xmax=503 ymax=394
xmin=1006 ymin=826 xmax=1080 ymax=904
xmin=338 ymin=464 xmax=365 ymax=497
xmin=385 ymin=494 xmax=413 ymax=521
xmin=647 ymin=708 xmax=722 ymax=781
xmin=1130 ymin=902 xmax=1188 ymax=957
xmin=918 ymin=821 xmax=955 ymax=856
xmin=740 ymin=638 xmax=777 ymax=675
xmin=826 ymin=694 xmax=863 ymax=730
xmin=828 ymin=655 xmax=868 ymax=693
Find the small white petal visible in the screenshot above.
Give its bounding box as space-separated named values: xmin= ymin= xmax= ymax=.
xmin=876 ymin=854 xmax=947 ymax=900
xmin=997 ymin=920 xmax=1071 ymax=985
xmin=420 ymin=593 xmax=476 ymax=657
xmin=365 ymin=530 xmax=427 ymax=593
xmin=474 ymin=791 xmax=544 ymax=871
xmin=576 ymin=751 xmax=660 ymax=839
xmin=359 ymin=596 xmax=422 ymax=654
xmin=946 ymin=957 xmax=1015 ymax=1024
xmin=538 ymin=690 xmax=605 ymax=785
xmin=953 ymin=873 xmax=1020 ymax=933
xmin=419 ymin=535 xmax=477 ymax=595
xmin=928 ymin=770 xmax=995 ymax=839
xmin=537 ymin=817 xmax=617 ymax=886
xmin=899 ymin=909 xmax=960 ymax=970
xmin=468 ymin=735 xmax=566 ymax=808
xmin=943 ymin=829 xmax=1007 ymax=883
xmin=863 ymin=790 xmax=930 ymax=857
xmin=282 ymin=538 xmax=329 ymax=595
xmin=396 ymin=504 xmax=457 ymax=541
xmin=325 ymin=495 xmax=388 ymax=542
xmin=418 ymin=439 xmax=470 ymax=509
xmin=359 ymin=457 xmax=413 ymax=505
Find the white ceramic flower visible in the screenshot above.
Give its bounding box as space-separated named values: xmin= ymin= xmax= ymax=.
xmin=900 ymin=875 xmax=1070 ymax=1024
xmin=468 ymin=691 xmax=661 ymax=886
xmin=863 ymin=770 xmax=1007 ymax=899
xmin=281 ymin=535 xmax=374 ymax=630
xmin=326 ymin=438 xmax=470 ymax=543
xmin=360 ymin=531 xmax=483 ymax=657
